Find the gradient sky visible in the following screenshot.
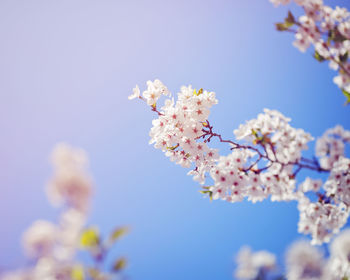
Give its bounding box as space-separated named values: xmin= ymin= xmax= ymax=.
xmin=0 ymin=0 xmax=350 ymax=279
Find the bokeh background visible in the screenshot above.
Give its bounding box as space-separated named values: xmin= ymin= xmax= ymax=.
xmin=0 ymin=0 xmax=349 ymax=279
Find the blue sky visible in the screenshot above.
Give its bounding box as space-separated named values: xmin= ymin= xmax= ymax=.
xmin=0 ymin=0 xmax=349 ymax=279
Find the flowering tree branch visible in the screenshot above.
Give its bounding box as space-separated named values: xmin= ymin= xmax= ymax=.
xmin=129 ymin=79 xmax=350 ymax=246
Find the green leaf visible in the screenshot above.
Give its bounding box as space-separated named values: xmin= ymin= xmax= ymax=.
xmin=199 ymin=190 xmax=213 ymax=201
xmin=342 ymin=89 xmax=350 ymax=105
xmin=275 ymin=22 xmax=293 ymax=31
xmin=166 ymin=144 xmax=179 ymax=151
xmin=112 ymin=257 xmax=127 ymax=272
xmin=110 ymin=226 xmax=129 ymax=243
xmin=314 ymin=51 xmax=326 ymax=62
xmin=71 ymin=265 xmax=84 ymax=280
xmin=193 ymin=88 xmax=204 ymax=96
xmin=87 ymin=268 xmax=102 ymax=279
xmin=275 ymin=11 xmax=295 ymax=32
xmin=80 ymin=227 xmax=100 ymax=248
xmin=251 ymin=129 xmax=258 ymax=137
xmin=199 ymin=190 xmax=210 ymax=194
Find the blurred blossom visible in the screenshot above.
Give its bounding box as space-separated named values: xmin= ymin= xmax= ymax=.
xmin=1 ymin=271 xmax=28 ymax=280
xmin=55 ymin=209 xmax=87 ymax=262
xmin=51 ymin=143 xmax=89 ymax=171
xmin=327 ymin=229 xmax=350 ymax=279
xmin=1 ymin=143 xmax=128 ymax=280
xmin=285 ymin=240 xmax=325 ymax=280
xmin=2 ymin=144 xmax=91 ymax=280
xmin=234 ymin=246 xmax=276 ymax=279
xmin=31 ymin=258 xmax=72 ymax=280
xmin=46 ymin=143 xmax=93 ymax=212
xmin=235 ymin=233 xmax=350 ymax=280
xmin=21 ymin=220 xmax=57 ymax=259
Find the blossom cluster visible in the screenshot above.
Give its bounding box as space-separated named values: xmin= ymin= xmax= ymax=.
xmin=1 ymin=144 xmax=127 ymax=280
xmin=316 ymin=125 xmax=350 ymax=170
xmin=130 ymin=79 xmax=350 ymax=245
xmin=130 ymin=79 xmax=220 ymax=185
xmin=270 ymin=0 xmax=350 ymax=104
xmin=213 ymin=108 xmax=313 ymax=203
xmin=234 ymin=229 xmax=350 ymax=280
xmin=297 ymin=128 xmax=350 ymax=244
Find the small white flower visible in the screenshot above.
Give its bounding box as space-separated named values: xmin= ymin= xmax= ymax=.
xmin=128 ymin=85 xmax=141 ymax=100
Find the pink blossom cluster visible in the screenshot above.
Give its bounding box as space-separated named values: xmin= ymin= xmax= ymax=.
xmin=270 ymin=0 xmax=350 ymax=101
xmin=294 ymin=130 xmax=350 ymax=244
xmin=233 ymin=109 xmax=313 ymax=164
xmin=316 ymin=125 xmax=350 ymax=170
xmin=295 ymin=157 xmax=350 ymax=245
xmin=297 ymin=193 xmax=348 ymax=245
xmin=131 ymin=79 xmax=350 ymax=244
xmin=130 ymin=80 xmax=220 ymax=185
xmin=235 ymin=229 xmax=350 ymax=280
xmin=210 ymin=108 xmax=313 ymax=203
xmin=324 ymin=157 xmax=350 ymax=206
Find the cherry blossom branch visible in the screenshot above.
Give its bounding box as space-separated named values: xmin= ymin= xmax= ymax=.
xmin=145 ymin=102 xmax=329 ymax=176
xmin=198 ymin=120 xmax=329 ymax=176
xmin=131 ymin=79 xmax=350 ymax=245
